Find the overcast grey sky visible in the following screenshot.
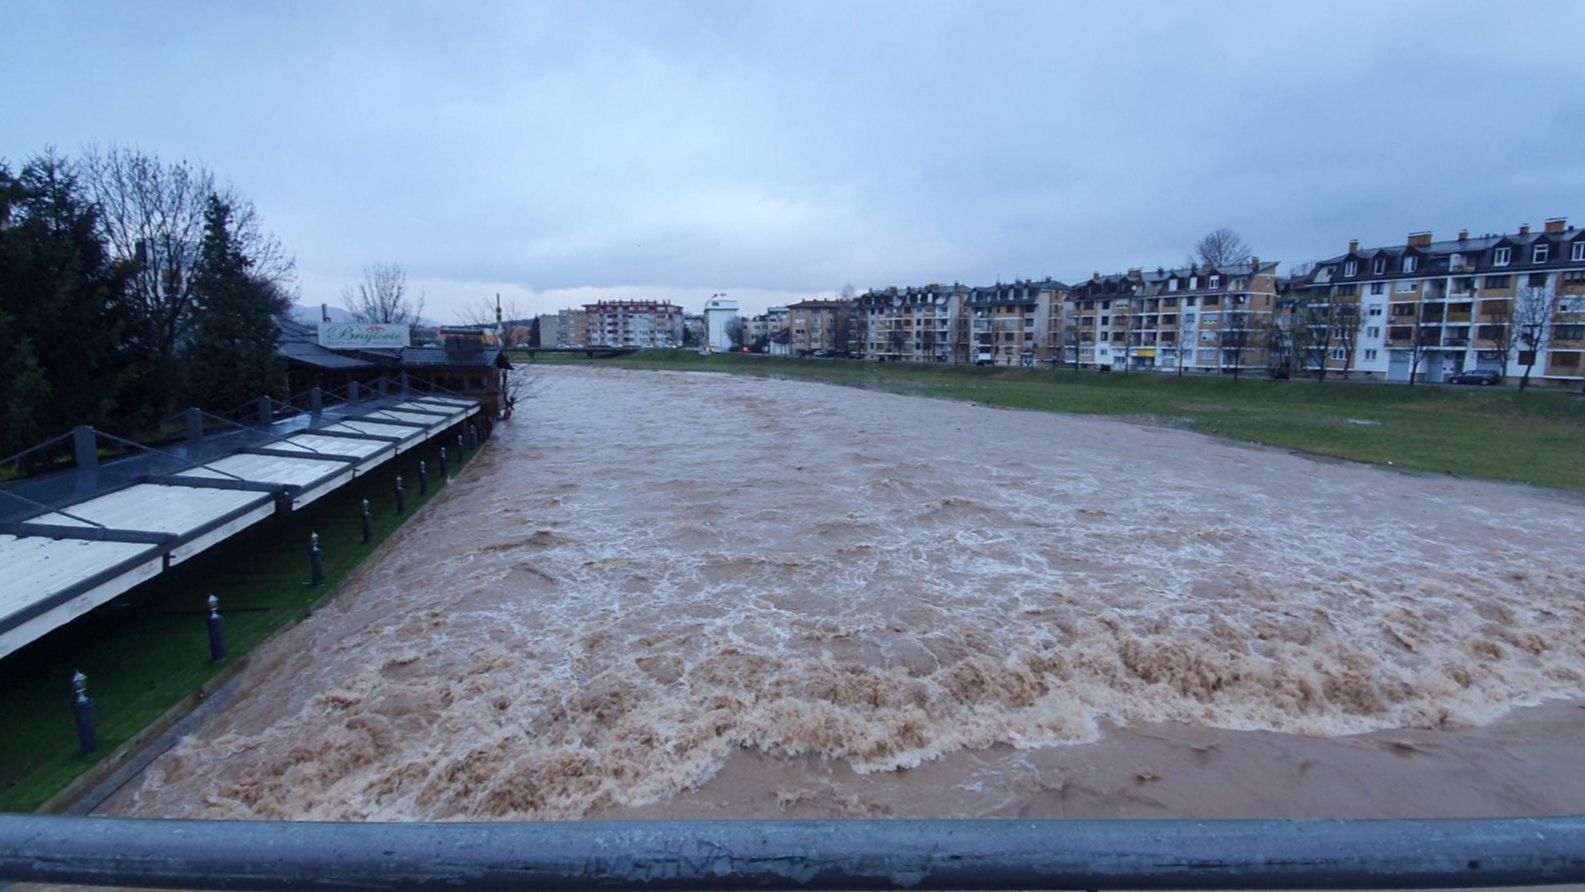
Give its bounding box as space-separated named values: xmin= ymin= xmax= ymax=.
xmin=5 ymin=1 xmax=1584 ymax=320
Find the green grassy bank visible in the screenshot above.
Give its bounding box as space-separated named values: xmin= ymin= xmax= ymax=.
xmin=527 ymin=350 xmax=1585 ymax=489
xmin=0 ymin=428 xmax=485 ymax=813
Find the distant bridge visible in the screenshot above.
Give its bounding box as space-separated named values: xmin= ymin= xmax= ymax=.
xmin=509 ymin=346 xmax=640 ymax=359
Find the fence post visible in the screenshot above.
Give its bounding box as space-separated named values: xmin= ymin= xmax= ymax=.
xmin=206 ymin=595 xmax=225 ymax=664
xmin=185 ymin=408 xmax=203 ymax=445
xmin=348 ymin=381 xmax=361 ymax=403
xmin=257 ymin=396 xmax=273 ymax=428
xmin=360 ymin=499 xmax=372 ymax=544
xmin=439 ymin=447 xmax=449 ymax=479
xmin=309 ymin=387 xmax=323 ymax=418
xmin=309 ymin=532 xmax=325 ymax=586
xmin=418 ymin=461 xmax=428 ymax=495
xmin=71 ymin=671 xmax=97 ymax=756
xmin=395 ymin=476 xmax=406 ymax=515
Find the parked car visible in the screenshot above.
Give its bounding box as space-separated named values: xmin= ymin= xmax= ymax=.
xmin=1447 ymin=369 xmax=1502 ymax=386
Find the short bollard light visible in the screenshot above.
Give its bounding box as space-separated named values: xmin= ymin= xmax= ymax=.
xmin=309 ymin=532 xmax=325 ymax=587
xmin=467 ymin=423 xmax=477 ymax=449
xmin=457 ymin=431 xmax=465 ymax=456
xmin=418 ymin=460 xmax=429 ymax=495
xmin=395 ymin=475 xmax=406 ymax=515
xmin=206 ymin=594 xmax=225 ymax=664
xmin=71 ymin=670 xmax=97 ymax=756
xmin=360 ymin=498 xmax=373 ymax=544
xmin=439 ymin=446 xmax=449 ymax=478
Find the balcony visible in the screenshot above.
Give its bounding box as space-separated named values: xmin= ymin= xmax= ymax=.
xmin=1442 ymin=338 xmax=1469 ymax=347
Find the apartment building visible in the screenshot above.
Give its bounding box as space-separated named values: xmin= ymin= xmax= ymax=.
xmin=856 ymin=284 xmax=970 ymax=362
xmin=1301 ymin=219 xmax=1585 ymax=383
xmin=785 ymin=299 xmax=855 ymax=355
xmin=581 ymin=300 xmax=685 ymax=348
xmin=965 ymin=280 xmax=1065 ymax=365
xmin=557 ymin=308 xmax=588 ymax=347
xmin=1067 ymin=261 xmax=1279 ymax=373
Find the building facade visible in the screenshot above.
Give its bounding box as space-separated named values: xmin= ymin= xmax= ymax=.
xmin=1296 ymin=220 xmax=1585 ymax=383
xmin=785 ymin=299 xmax=855 ymax=355
xmin=704 ymin=296 xmax=739 ymax=351
xmin=581 ymin=300 xmax=685 ymax=348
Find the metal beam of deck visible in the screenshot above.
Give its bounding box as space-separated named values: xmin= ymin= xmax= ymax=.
xmin=2 ymin=816 xmax=1583 ymax=891
xmin=0 ymin=394 xmax=480 ymax=659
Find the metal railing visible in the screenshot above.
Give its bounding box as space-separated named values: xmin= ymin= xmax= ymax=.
xmin=1 ymin=814 xmax=1583 ymax=890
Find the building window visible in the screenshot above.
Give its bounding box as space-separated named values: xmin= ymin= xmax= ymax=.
xmin=1529 ymin=273 xmax=1549 ymax=288
xmin=1203 ymin=313 xmax=1220 ymax=324
xmin=1370 ymin=282 xmax=1385 ymax=295
xmin=1208 ymin=275 xmax=1220 ymax=288
xmin=1494 ymin=247 xmax=1512 ymax=266
xmin=1331 ymin=348 xmax=1348 ymax=361
xmin=1367 ymin=326 xmax=1381 ymax=338
xmin=1364 ymin=348 xmax=1378 ymax=361
xmin=1485 ymin=275 xmax=1511 ymax=289
xmin=1169 ymin=279 xmax=1179 ymax=292
xmin=1395 ymin=281 xmax=1417 ymax=293
xmin=1534 ymin=243 xmax=1550 ymax=263
xmin=1403 ymin=255 xmax=1417 ymax=273
xmin=1373 ymin=257 xmax=1386 ymax=275
xmin=1573 ymin=242 xmax=1585 ymax=262
xmin=1368 ymin=304 xmax=1383 ymax=316
xmin=1344 ymin=260 xmax=1358 ymax=277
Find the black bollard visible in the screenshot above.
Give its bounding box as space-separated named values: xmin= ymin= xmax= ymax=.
xmin=71 ymin=671 xmax=97 ymax=756
xmin=418 ymin=460 xmax=428 ymax=495
xmin=309 ymin=532 xmax=325 ymax=586
xmin=395 ymin=475 xmax=406 ymax=515
xmin=206 ymin=595 xmax=225 ymax=663
xmin=457 ymin=431 xmax=465 ymax=456
xmin=467 ymin=423 xmax=477 ymax=450
xmin=439 ymin=446 xmax=449 ymax=479
xmin=360 ymin=498 xmax=373 ymax=544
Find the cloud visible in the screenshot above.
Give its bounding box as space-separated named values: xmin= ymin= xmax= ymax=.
xmin=4 ymin=1 xmax=1584 ymax=310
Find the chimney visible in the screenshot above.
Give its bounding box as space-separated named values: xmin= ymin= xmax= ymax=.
xmin=1519 ymin=223 xmax=1531 ymax=237
xmin=1126 ymin=267 xmax=1142 ymax=278
xmin=320 ymin=302 xmax=329 ymax=322
xmin=1250 ymin=256 xmax=1261 ymax=271
xmin=1546 ymin=217 xmax=1567 ymax=234
xmin=1093 ymin=271 xmax=1101 ymax=280
xmin=1348 ymin=239 xmax=1359 ymax=255
xmin=495 ymin=292 xmax=503 ymax=326
xmin=1202 ymin=261 xmax=1214 ymax=274
xmin=1458 ymin=229 xmax=1469 ymax=242
xmin=1408 ymin=231 xmax=1432 ymax=248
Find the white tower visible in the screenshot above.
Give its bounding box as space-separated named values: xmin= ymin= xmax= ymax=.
xmin=703 ymin=293 xmax=739 ymax=352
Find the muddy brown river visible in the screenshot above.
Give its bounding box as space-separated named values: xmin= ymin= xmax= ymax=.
xmin=106 ymin=366 xmax=1585 ymax=820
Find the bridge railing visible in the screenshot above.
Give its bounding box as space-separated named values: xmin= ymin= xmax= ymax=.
xmin=2 ymin=815 xmax=1584 ymax=890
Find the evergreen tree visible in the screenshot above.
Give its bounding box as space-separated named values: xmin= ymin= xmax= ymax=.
xmin=0 ymin=153 xmax=133 ymax=447
xmin=186 ymin=195 xmax=284 ymax=411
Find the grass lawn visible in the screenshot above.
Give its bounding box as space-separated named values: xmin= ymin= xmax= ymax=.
xmin=0 ymin=426 xmax=484 ymax=813
xmin=522 ymin=349 xmax=1585 ymax=490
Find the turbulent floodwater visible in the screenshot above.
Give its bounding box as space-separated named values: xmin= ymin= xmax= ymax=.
xmin=111 ymin=366 xmax=1585 ymax=820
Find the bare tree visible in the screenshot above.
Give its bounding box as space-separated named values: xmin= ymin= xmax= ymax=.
xmin=1195 ymin=228 xmax=1252 ymax=267
xmin=81 ymin=145 xmax=295 ymax=362
xmin=725 ymin=317 xmax=746 ymax=350
xmin=1333 ymin=302 xmax=1363 ymax=379
xmin=1398 ymin=307 xmax=1437 ymax=387
xmin=1218 ymin=304 xmax=1263 ymax=380
xmin=1512 ymin=285 xmax=1558 ymax=390
xmin=344 ymin=262 xmax=424 ymax=324
xmin=1478 ymin=292 xmax=1515 ymax=380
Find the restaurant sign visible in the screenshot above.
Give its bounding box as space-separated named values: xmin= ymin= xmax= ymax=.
xmin=318 ymin=323 xmax=411 ymax=349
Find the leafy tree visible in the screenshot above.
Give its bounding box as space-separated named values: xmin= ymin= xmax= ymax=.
xmin=185 ymin=196 xmax=285 ymax=411
xmin=0 ymin=152 xmax=134 ymax=441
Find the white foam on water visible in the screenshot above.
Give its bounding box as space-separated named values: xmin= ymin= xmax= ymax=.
xmin=113 ymin=366 xmax=1585 ymax=821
